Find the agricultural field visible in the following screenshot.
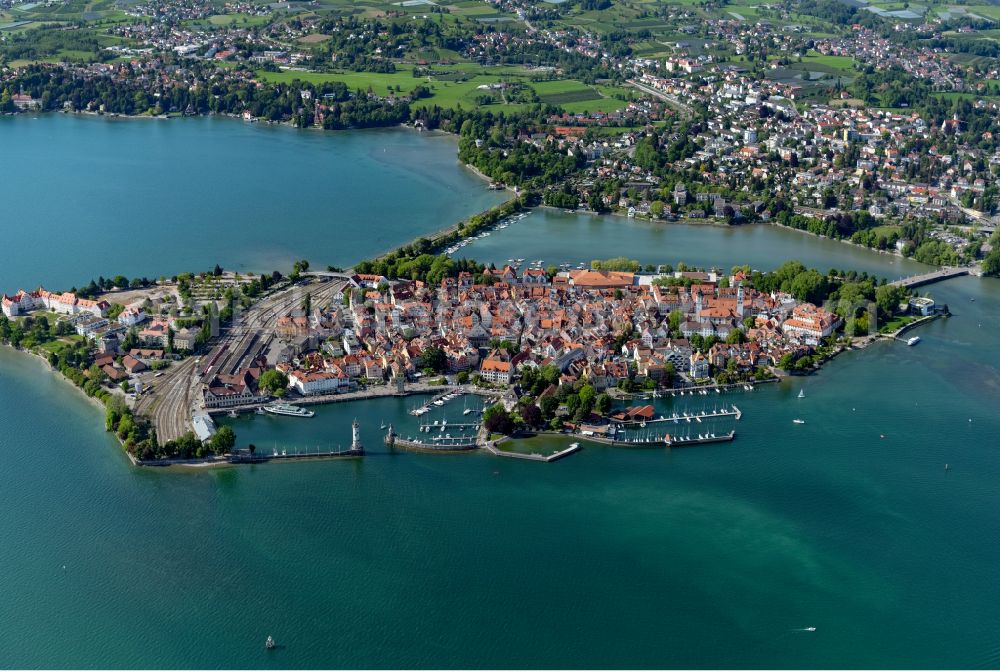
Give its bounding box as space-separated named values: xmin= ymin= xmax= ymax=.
xmin=950 ymin=4 xmax=1000 ymax=20
xmin=800 ymin=50 xmax=856 ymax=72
xmin=256 ymin=64 xmax=633 ymax=113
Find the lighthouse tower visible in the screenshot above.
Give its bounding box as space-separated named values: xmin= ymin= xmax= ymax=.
xmin=351 ymin=419 xmax=364 ymax=454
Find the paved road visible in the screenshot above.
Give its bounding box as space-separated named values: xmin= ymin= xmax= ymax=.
xmin=626 ymin=80 xmax=694 ymax=119
xmin=888 ymin=267 xmax=970 ymax=288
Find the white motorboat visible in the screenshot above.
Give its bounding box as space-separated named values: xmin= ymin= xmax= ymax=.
xmin=263 ymin=403 xmax=315 ymax=418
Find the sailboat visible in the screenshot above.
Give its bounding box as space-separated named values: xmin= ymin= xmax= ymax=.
xmin=380 ymin=419 xmax=387 ymax=430
xmin=797 ymin=389 xmax=805 ymax=398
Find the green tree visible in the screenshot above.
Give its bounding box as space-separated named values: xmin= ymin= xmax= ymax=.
xmin=482 ymin=404 xmax=514 ymax=435
xmin=875 ymin=284 xmax=907 ymax=319
xmin=539 ymin=394 xmax=559 ymax=420
xmin=421 ymin=346 xmax=448 ymax=374
xmin=983 ymin=248 xmax=1000 ymax=277
xmin=0 ymin=88 xmax=13 ymax=114
xmin=521 ymin=403 xmax=542 ymax=428
xmin=258 ymin=369 xmax=289 ymax=396
xmin=209 ymin=426 xmax=236 ymax=454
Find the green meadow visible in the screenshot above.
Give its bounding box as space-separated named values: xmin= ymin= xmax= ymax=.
xmin=257 ymin=64 xmax=633 ymax=113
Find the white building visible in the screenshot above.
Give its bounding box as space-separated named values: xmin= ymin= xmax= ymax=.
xmin=288 ymin=370 xmax=347 ymax=396
xmin=908 ymin=297 xmax=935 ymax=316
xmin=118 ymin=307 xmax=146 ymax=327
xmin=479 ymin=358 xmax=511 ymax=385
xmin=689 ymin=351 xmax=710 ymax=379
xmin=1 ymin=290 xmax=42 ymax=317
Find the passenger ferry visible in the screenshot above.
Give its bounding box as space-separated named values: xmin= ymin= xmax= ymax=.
xmin=907 ymin=336 xmax=921 ymax=346
xmin=263 ymin=403 xmax=315 ymax=418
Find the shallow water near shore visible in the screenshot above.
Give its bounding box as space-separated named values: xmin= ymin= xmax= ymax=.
xmin=2 ymin=275 xmax=1000 ymax=668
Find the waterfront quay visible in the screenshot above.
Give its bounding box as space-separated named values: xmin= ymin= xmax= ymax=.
xmin=229 ymin=446 xmax=363 ymax=464
xmin=207 ymin=384 xmax=501 ymax=417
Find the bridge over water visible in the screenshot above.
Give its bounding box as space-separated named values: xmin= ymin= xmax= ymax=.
xmin=888 ymin=267 xmax=971 ymax=289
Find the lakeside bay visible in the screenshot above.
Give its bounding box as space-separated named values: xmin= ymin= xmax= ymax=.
xmin=455 ymin=208 xmax=935 ymax=280
xmin=0 ymin=114 xmax=504 ymax=289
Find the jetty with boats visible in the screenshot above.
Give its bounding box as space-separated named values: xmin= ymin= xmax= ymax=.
xmin=384 ymin=424 xmax=478 ymax=452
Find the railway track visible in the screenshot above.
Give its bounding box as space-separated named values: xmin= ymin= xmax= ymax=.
xmin=141 ymin=278 xmax=349 ymax=443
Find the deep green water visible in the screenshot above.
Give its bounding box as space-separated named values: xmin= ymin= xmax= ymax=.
xmin=458 ymin=209 xmax=933 ymax=280
xmin=0 ymin=115 xmax=504 ymax=290
xmin=2 ymin=275 xmax=999 ymax=669
xmin=2 ymin=117 xmax=1000 ymax=669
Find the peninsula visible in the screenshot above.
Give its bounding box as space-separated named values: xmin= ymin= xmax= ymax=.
xmin=0 ymin=241 xmax=955 ymax=464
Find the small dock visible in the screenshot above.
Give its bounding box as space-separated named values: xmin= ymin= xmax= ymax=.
xmin=384 ymin=428 xmax=478 ymax=452
xmin=613 ymin=405 xmax=742 ymax=427
xmin=666 ymin=430 xmax=736 ymax=447
xmin=618 ymin=378 xmax=776 ymax=401
xmin=486 ymin=442 xmax=582 ymax=463
xmin=576 ymin=429 xmax=736 ymax=448
xmin=419 ymin=422 xmax=481 ymax=432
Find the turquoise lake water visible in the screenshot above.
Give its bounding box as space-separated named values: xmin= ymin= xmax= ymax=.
xmin=457 ymin=209 xmax=933 ymax=280
xmin=0 ymin=115 xmax=504 ymax=290
xmin=1 ymin=117 xmax=999 ymax=669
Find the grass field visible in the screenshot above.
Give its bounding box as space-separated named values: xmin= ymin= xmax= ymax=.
xmin=959 ymin=4 xmax=1000 ymax=20
xmin=531 ymin=78 xmax=600 ymax=101
xmin=801 ymin=50 xmax=855 ymax=71
xmin=257 ymin=65 xmax=632 ymax=113
xmin=203 ymin=13 xmax=272 ymax=26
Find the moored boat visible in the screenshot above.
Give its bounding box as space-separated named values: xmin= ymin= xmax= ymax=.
xmin=263 ymin=403 xmax=315 ymax=418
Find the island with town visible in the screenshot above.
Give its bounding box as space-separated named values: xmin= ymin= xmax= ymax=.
xmin=0 ymin=250 xmax=952 ymax=465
